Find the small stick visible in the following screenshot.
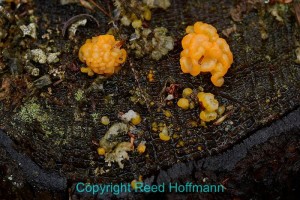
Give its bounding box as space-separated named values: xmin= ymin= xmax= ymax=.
xmin=213 ymin=110 xmax=234 ymax=125
xmin=294 ymin=1 xmax=300 ymax=25
xmin=86 ymin=0 xmax=111 ymax=18
xmin=62 ymin=14 xmax=100 ymax=37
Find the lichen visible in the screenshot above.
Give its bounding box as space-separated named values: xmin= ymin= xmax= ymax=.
xmin=98 ymin=123 xmax=135 ymax=168
xmin=105 ymin=142 xmax=133 ymax=169
xmin=129 ymin=27 xmax=174 ymax=60
xmin=143 ymin=0 xmax=171 ymax=9
xmin=99 ymin=123 xmax=129 ymax=152
xmin=47 ymin=52 xmax=61 ymax=64
xmin=19 ymin=23 xmax=37 ymax=39
xmin=30 ymin=49 xmax=47 ymax=64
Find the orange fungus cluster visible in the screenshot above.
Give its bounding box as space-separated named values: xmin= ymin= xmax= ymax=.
xmin=180 ymin=22 xmax=233 ymax=87
xmin=79 ymin=35 xmax=127 ymax=76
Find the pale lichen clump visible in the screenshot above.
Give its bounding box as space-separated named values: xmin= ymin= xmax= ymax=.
xmin=114 ymin=0 xmax=170 ymax=28
xmin=129 ymin=27 xmax=174 ymax=60
xmin=114 ymin=0 xmax=152 ymax=28
xmin=143 ymin=0 xmax=170 ymax=9
xmin=98 ymin=123 xmax=134 ymax=169
xmin=105 ymin=142 xmax=133 ymax=169
xmin=28 ymin=49 xmax=61 ymax=64
xmin=180 ymin=22 xmax=233 ymax=87
xmin=20 ymin=23 xmax=37 ymax=39
xmin=79 ymin=35 xmax=127 ymax=76
xmin=197 ymin=92 xmax=219 ymax=122
xmin=99 ymin=123 xmax=129 ymax=152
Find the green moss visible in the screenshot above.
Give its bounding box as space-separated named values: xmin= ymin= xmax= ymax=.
xmin=91 ymin=113 xmax=99 ymax=123
xmin=18 ymin=99 xmax=49 ymax=123
xmin=75 ymin=89 xmax=85 ymax=102
xmin=17 ymin=99 xmax=59 ymax=137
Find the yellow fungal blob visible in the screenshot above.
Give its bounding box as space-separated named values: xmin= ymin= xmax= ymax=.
xmin=131 ymin=179 xmax=140 ymax=190
xmin=143 ymin=8 xmax=152 ymax=21
xmin=131 ymin=113 xmax=142 ymax=125
xmin=79 ymin=35 xmax=127 ymax=76
xmin=197 ymin=92 xmax=219 ymax=122
xmin=182 ymin=87 xmax=193 ymax=97
xmin=101 ymin=116 xmax=110 ymax=125
xmin=180 ymin=22 xmax=233 ymax=87
xmin=137 ymin=142 xmax=146 ymax=154
xmin=147 ymin=69 xmax=155 ymax=82
xmin=131 ymin=176 xmax=143 ymax=189
xmin=159 ymin=132 xmax=170 ymax=141
xmin=177 ymin=98 xmax=190 ymax=110
xmin=132 ymin=19 xmax=142 ymax=29
xmin=163 ymin=110 xmax=172 ymax=118
xmin=97 ymin=147 xmax=106 ymax=156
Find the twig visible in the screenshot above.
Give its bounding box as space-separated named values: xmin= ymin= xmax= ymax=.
xmin=62 ymin=14 xmax=100 ymax=37
xmin=213 ymin=110 xmax=234 ymax=125
xmin=87 ymin=0 xmax=111 ymax=18
xmin=158 ymin=77 xmax=173 ymax=98
xmin=294 ymin=1 xmax=300 ymax=25
xmin=105 ymin=0 xmax=112 ymax=17
xmin=157 ymin=77 xmax=174 ymax=109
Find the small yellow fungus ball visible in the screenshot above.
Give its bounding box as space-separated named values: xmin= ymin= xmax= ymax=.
xmin=159 ymin=132 xmax=171 ymax=141
xmin=143 ymin=8 xmax=152 ymax=21
xmin=80 ymin=67 xmax=94 ymax=76
xmin=131 ymin=113 xmax=142 ymax=125
xmin=180 ymin=22 xmax=233 ymax=87
xmin=159 ymin=126 xmax=170 ymax=141
xmin=200 ymin=110 xmax=218 ymax=122
xmin=101 ymin=116 xmax=110 ymax=125
xmin=197 ymin=92 xmax=219 ymax=122
xmin=164 ymin=110 xmax=172 ymax=118
xmin=97 ymin=147 xmax=106 ymax=156
xmin=182 ymin=88 xmax=193 ymax=97
xmin=137 ymin=142 xmax=146 ymax=154
xmin=131 ymin=180 xmax=138 ymax=189
xmin=217 ymin=105 xmax=226 ymax=115
xmin=151 ymin=122 xmax=158 ymax=132
xmin=132 ymin=19 xmax=142 ymax=29
xmin=147 ymin=70 xmax=154 ymax=82
xmin=189 ymin=102 xmax=195 ymax=109
xmin=131 ymin=176 xmax=143 ymax=189
xmin=79 ymin=35 xmax=127 ymax=76
xmin=177 ymin=98 xmax=190 ymax=110
xmin=197 ymin=92 xmax=219 ymax=112
xmin=178 ymin=140 xmax=184 ymax=147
